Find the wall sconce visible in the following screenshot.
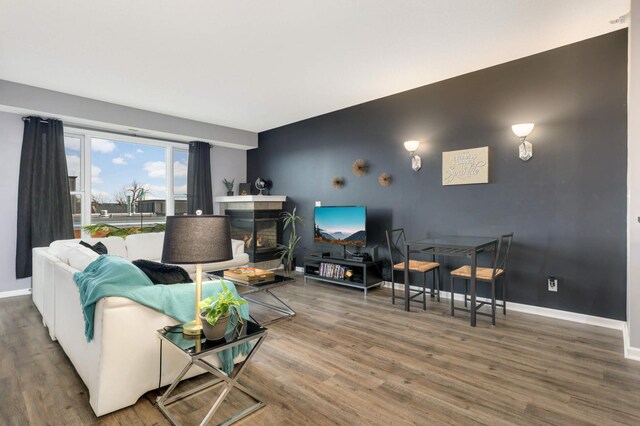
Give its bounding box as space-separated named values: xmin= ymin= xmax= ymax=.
xmin=403 ymin=140 xmax=422 ymax=171
xmin=511 ymin=123 xmax=534 ymax=161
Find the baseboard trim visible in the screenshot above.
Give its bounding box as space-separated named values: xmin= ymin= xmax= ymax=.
xmin=0 ymin=288 xmax=31 ymax=299
xmin=382 ymin=282 xmax=625 ymax=331
xmin=623 ymin=323 xmax=640 ymax=361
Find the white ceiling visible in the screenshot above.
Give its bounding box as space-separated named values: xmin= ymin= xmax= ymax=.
xmin=0 ymin=0 xmax=629 ymax=133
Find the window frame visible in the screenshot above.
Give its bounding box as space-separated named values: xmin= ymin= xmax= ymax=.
xmin=65 ymin=127 xmax=189 ymax=235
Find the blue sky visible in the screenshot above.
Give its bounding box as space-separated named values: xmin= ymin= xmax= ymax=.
xmin=314 ymin=206 xmax=366 ymax=234
xmin=65 ymin=137 xmax=188 ymax=202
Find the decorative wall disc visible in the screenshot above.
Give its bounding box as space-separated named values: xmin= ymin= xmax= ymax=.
xmin=378 ymin=173 xmax=392 ymax=187
xmin=332 ymin=176 xmax=345 ymax=189
xmin=351 ymin=159 xmax=369 ymax=177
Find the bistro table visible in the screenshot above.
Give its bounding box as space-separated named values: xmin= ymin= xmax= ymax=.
xmin=404 ymin=236 xmax=498 ymax=326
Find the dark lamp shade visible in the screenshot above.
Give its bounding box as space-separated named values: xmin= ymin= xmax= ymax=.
xmin=161 ymin=215 xmax=233 ymax=264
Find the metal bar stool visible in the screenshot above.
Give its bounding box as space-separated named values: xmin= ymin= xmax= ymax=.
xmin=450 ymin=233 xmax=513 ymax=325
xmin=386 ymin=228 xmax=441 ymax=310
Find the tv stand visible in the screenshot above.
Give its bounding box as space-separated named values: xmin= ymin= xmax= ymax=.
xmin=303 ymin=256 xmax=383 ymax=296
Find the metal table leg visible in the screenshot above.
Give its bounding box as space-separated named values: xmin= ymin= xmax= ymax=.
xmin=470 ymin=249 xmax=477 ymax=327
xmin=404 ymin=243 xmax=410 ymax=311
xmin=242 ymin=289 xmax=296 ymax=325
xmin=156 ymin=334 xmax=267 ymax=426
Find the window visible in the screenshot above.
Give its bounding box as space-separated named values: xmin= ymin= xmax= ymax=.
xmin=173 ymin=149 xmax=188 ymax=215
xmin=65 ymin=130 xmax=190 ymax=235
xmin=64 ymin=134 xmax=84 ymax=237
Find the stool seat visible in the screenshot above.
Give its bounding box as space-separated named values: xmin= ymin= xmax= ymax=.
xmin=450 ymin=265 xmax=504 ymax=281
xmin=394 ymin=260 xmax=440 ymax=273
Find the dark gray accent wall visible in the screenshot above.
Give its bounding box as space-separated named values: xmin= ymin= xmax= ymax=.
xmin=248 ymin=30 xmax=628 ymax=320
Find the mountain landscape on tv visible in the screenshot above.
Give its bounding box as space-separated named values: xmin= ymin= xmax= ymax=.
xmin=314 ymin=227 xmax=366 ymax=246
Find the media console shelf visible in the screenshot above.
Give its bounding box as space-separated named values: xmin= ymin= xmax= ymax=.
xmin=303 ymin=256 xmax=383 ymax=296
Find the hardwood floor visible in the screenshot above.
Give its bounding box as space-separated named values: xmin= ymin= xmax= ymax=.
xmin=2 ymin=276 xmax=640 ymax=425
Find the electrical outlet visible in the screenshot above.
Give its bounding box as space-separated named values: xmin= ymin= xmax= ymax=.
xmin=548 ymin=277 xmax=558 ymax=292
xmin=315 ymin=201 xmax=322 ymax=207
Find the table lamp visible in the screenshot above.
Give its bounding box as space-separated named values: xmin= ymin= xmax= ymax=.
xmin=161 ymin=213 xmax=233 ymax=335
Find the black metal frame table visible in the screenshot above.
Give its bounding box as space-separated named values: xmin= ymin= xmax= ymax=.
xmin=207 ymin=273 xmax=296 ymax=326
xmin=404 ymin=236 xmax=498 ymax=326
xmin=156 ymin=321 xmax=268 ymax=426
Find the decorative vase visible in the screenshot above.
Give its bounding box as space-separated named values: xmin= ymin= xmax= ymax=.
xmin=283 ymin=258 xmax=296 ymax=274
xmin=199 ymin=312 xmax=231 ymax=340
xmin=227 ymin=191 xmax=234 ymax=196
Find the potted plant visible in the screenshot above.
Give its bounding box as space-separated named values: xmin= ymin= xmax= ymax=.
xmin=223 ymin=178 xmax=234 ymax=196
xmin=277 ymin=206 xmax=304 ymax=273
xmin=198 ymin=282 xmax=247 ymax=340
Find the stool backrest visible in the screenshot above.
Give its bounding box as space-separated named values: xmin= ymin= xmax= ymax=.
xmin=492 ymin=233 xmax=514 ymax=278
xmin=385 ymin=228 xmax=407 ymax=266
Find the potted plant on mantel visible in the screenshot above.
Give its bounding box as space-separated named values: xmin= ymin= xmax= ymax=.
xmin=277 ymin=206 xmax=304 ymax=274
xmin=199 ymin=283 xmax=247 ymax=340
xmin=223 ymin=178 xmax=234 ymax=196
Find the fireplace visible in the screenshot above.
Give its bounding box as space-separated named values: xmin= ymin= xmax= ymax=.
xmin=227 ymin=209 xmax=282 ymax=263
xmin=215 ymin=195 xmax=287 ymax=266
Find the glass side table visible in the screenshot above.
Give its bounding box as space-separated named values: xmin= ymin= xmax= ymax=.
xmin=156 ymin=321 xmax=268 ymax=426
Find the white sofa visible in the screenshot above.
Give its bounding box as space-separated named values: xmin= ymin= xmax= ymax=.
xmin=31 ymin=232 xmax=249 ymax=416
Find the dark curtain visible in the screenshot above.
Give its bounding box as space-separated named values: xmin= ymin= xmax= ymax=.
xmin=187 ymin=141 xmax=213 ymax=214
xmin=16 ymin=117 xmax=74 ymax=278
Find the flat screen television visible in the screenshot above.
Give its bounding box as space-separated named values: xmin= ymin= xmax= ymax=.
xmin=313 ymin=206 xmax=366 ymax=247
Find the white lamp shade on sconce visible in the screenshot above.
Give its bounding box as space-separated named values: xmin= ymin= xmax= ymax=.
xmin=403 ymin=140 xmax=420 ymax=152
xmin=511 ymin=123 xmax=535 ymax=138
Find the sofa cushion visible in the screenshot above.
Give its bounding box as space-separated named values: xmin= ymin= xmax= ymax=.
xmin=50 ymin=239 xmax=82 ymax=263
xmin=132 ymin=260 xmax=193 ymax=284
xmin=125 ymin=232 xmax=165 ymax=261
xmin=68 ymin=245 xmax=101 ymax=271
xmin=80 ymin=240 xmax=108 ymax=255
xmin=85 ymin=236 xmax=127 ymax=258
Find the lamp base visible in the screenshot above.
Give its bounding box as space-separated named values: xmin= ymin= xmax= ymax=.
xmin=182 ymin=320 xmax=203 ymax=335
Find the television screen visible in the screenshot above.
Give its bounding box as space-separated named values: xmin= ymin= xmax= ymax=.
xmin=313 ymin=206 xmax=366 ymax=247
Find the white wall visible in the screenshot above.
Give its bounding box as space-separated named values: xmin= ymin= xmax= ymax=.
xmin=628 ymin=0 xmax=640 ymax=353
xmin=211 ymin=146 xmax=247 ymax=214
xmin=0 ymin=111 xmax=31 ymax=293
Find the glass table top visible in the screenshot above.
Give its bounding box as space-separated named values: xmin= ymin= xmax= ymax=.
xmin=158 ymin=321 xmax=266 ymax=356
xmin=407 ymin=235 xmax=498 ymax=249
xmin=206 ymin=271 xmax=294 ymax=290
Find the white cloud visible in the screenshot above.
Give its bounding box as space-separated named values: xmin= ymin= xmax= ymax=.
xmin=64 ymin=136 xmax=81 ymax=151
xmin=66 ymin=154 xmax=80 ymax=177
xmin=136 ymin=149 xmax=144 ymax=154
xmin=124 ymin=153 xmax=135 ymax=159
xmin=173 ymin=160 xmax=188 ymax=177
xmin=143 ymin=161 xmax=166 ymax=178
xmin=91 ymin=189 xmax=110 ymax=202
xmin=143 ymin=184 xmax=166 ymax=198
xmin=112 ymin=157 xmax=127 ymax=165
xmin=92 ymin=138 xmax=116 ymax=154
xmin=91 ymin=165 xmax=103 ymax=184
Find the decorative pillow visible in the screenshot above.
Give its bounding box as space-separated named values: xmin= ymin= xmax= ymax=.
xmin=132 ymin=259 xmax=193 ymax=285
xmin=79 ymin=240 xmax=108 ymax=255
xmin=68 ymin=245 xmax=101 ymax=271
xmin=49 ymin=240 xmax=82 ymax=263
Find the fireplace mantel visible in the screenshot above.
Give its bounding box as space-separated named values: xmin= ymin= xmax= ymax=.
xmin=215 ymin=195 xmax=286 ymax=203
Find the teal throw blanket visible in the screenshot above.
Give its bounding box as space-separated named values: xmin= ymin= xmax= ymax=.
xmin=73 ymin=255 xmax=251 ymax=374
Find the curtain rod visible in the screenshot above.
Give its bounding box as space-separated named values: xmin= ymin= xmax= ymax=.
xmin=22 ymin=116 xmax=193 ymax=145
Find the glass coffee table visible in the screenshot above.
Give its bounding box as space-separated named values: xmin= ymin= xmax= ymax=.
xmin=207 ymin=272 xmax=296 ymax=326
xmin=156 ymin=321 xmax=268 ymax=426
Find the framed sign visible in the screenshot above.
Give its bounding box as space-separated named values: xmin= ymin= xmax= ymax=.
xmin=442 ymin=146 xmax=489 ymax=186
